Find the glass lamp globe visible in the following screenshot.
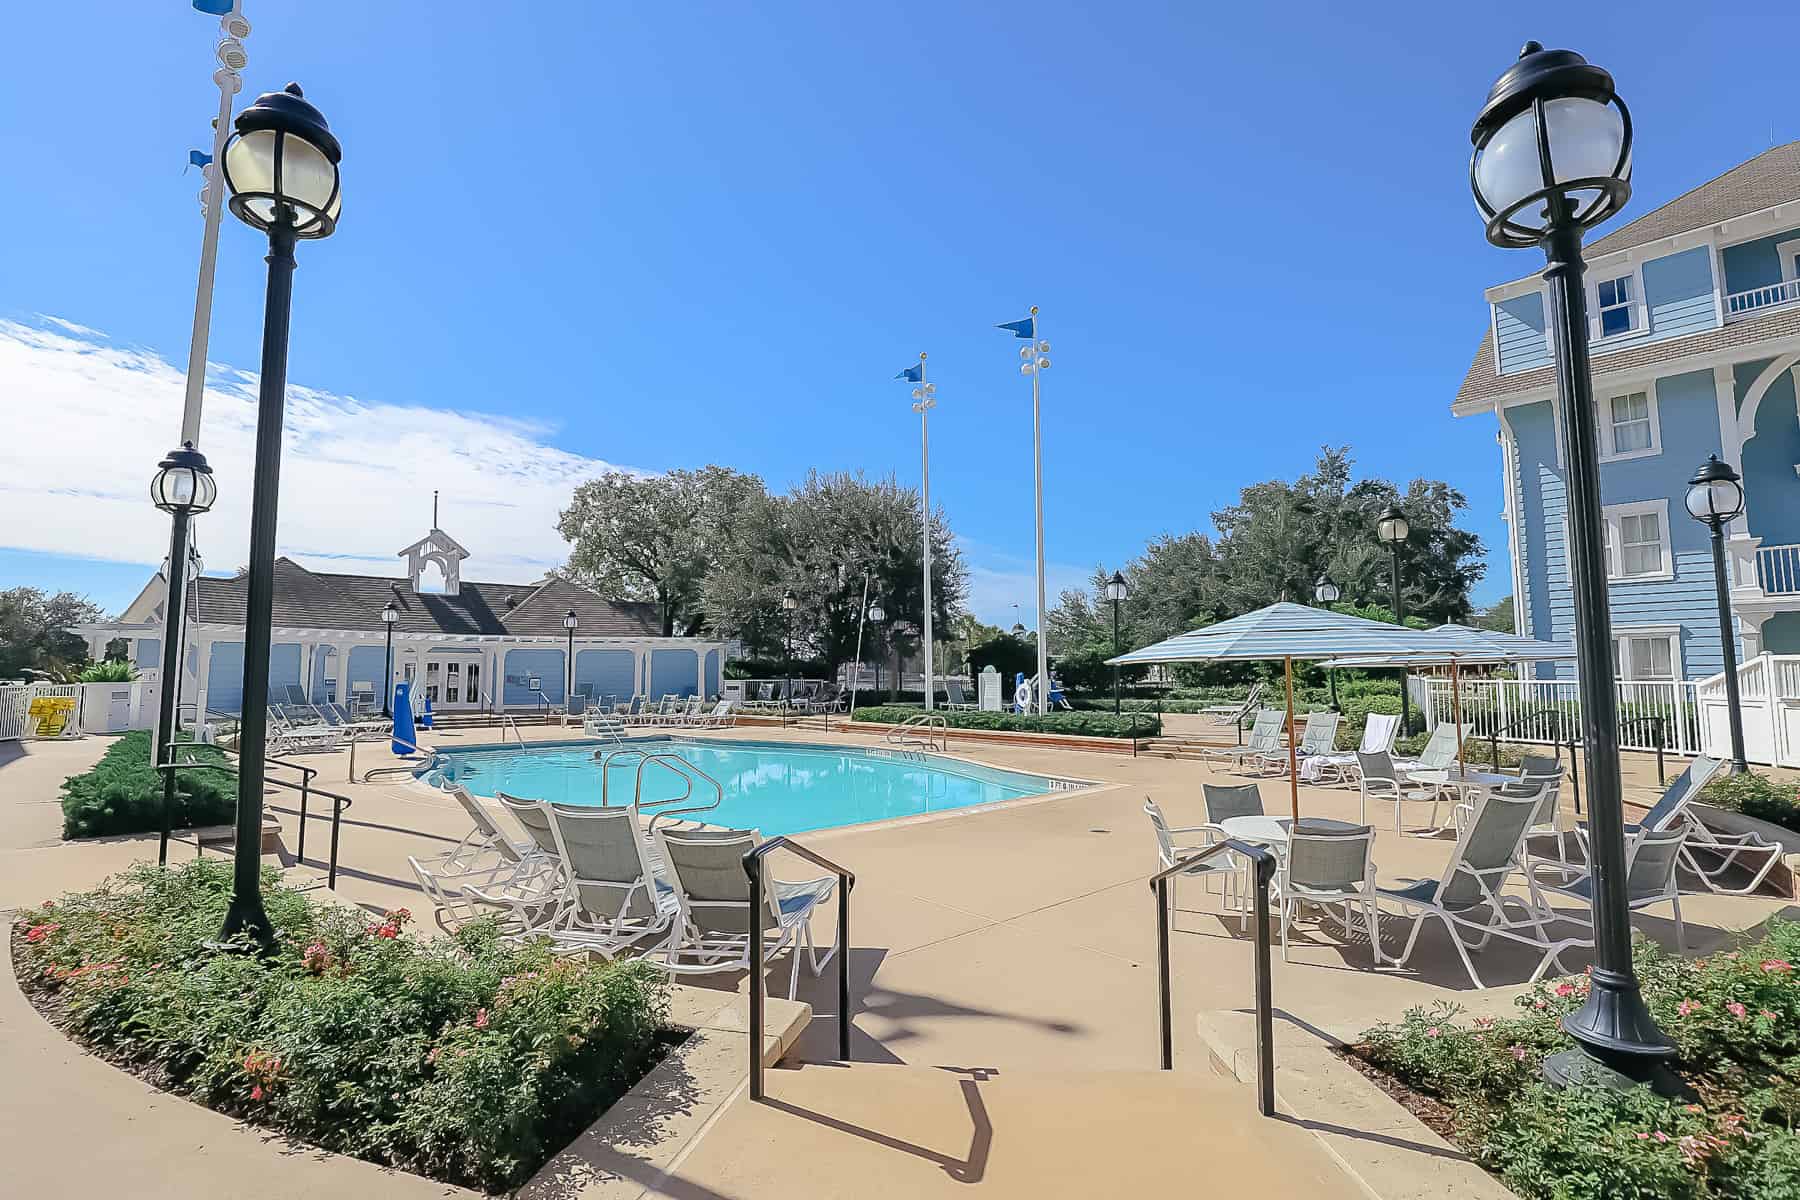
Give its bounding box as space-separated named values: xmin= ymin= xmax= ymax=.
xmin=150 ymin=444 xmax=218 ymax=514
xmin=382 ymin=600 xmax=398 ymax=625
xmin=1685 ymin=456 xmax=1745 ymax=525
xmin=1314 ymin=576 xmax=1342 ymax=604
xmin=1011 ymin=623 xmax=1027 ymax=638
xmin=1103 ymin=571 xmax=1129 ymax=603
xmin=1377 ymin=506 xmax=1410 ymax=545
xmin=222 ymin=83 xmax=342 ymax=238
xmin=563 ymin=609 xmax=579 ymax=631
xmin=868 ymin=603 xmax=886 ymax=623
xmin=782 ymin=589 xmax=798 ymax=612
xmin=1470 ymin=42 xmax=1632 ymax=247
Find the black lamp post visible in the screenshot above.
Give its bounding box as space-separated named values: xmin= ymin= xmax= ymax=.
xmin=781 ymin=589 xmax=798 ymax=701
xmin=215 ymin=82 xmax=341 ymax=951
xmin=564 ymin=609 xmax=579 ymax=706
xmin=1470 ymin=42 xmax=1659 ymax=1089
xmin=1686 ymin=455 xmax=1749 ymax=772
xmin=1377 ymin=505 xmax=1412 ymax=732
xmin=867 ymin=601 xmax=886 ymax=701
xmin=151 ymin=443 xmax=217 ymax=867
xmin=1314 ymin=574 xmax=1343 ymax=712
xmin=380 ymin=600 xmax=398 ymax=717
xmin=1104 ymin=571 xmax=1129 ymax=715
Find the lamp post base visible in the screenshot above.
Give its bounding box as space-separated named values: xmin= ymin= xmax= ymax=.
xmin=1545 ymin=970 xmax=1684 ymax=1096
xmin=1543 ymin=1047 xmax=1686 ymax=1097
xmin=214 ymin=893 xmax=277 ymax=956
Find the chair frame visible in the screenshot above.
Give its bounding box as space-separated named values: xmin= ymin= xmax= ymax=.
xmin=1274 ymin=823 xmax=1383 ymax=965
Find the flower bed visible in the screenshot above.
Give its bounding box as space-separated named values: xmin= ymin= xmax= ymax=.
xmin=12 ymin=861 xmax=673 ymax=1193
xmin=1702 ymin=771 xmax=1800 ymax=837
xmin=1345 ymin=923 xmax=1800 ymax=1198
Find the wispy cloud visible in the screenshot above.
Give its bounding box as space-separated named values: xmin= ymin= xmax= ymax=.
xmin=0 ymin=317 xmax=634 ymax=589
xmin=956 ymin=537 xmax=1092 ymax=626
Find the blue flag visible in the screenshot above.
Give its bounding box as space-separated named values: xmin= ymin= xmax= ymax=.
xmin=996 ymin=317 xmax=1035 ymax=339
xmin=188 ymin=149 xmax=213 ymax=168
xmin=192 ymin=0 xmax=234 ymax=14
xmin=895 ymin=364 xmax=923 ymax=383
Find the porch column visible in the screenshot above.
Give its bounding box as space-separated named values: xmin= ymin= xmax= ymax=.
xmin=1713 ymin=365 xmax=1750 ymax=539
xmin=190 ymin=635 xmax=211 ymax=723
xmin=1738 ymin=613 xmax=1767 ymax=659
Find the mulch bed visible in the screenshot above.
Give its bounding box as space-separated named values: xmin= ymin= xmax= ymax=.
xmin=1333 ymin=1041 xmax=1466 ymax=1147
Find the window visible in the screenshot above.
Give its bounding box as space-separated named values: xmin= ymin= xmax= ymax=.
xmin=1597 ymin=273 xmax=1635 ymax=336
xmin=1593 ymin=387 xmax=1660 ymax=461
xmin=1612 ymin=630 xmax=1680 ymax=681
xmin=1599 ymin=500 xmax=1673 ymax=582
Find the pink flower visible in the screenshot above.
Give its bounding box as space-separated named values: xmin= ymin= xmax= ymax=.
xmin=474 ymin=1008 xmax=489 ymax=1029
xmin=1727 ymin=1002 xmax=1748 ymax=1019
xmin=1761 ymin=1009 xmax=1778 ymax=1021
xmin=1424 ymin=1026 xmax=1440 ymax=1038
xmin=1653 ymin=1131 xmax=1669 ymax=1143
xmin=1762 ymin=959 xmax=1793 ymax=974
xmin=1533 ymin=999 xmax=1549 ymax=1011
xmin=250 ymin=1085 xmax=264 ymax=1102
xmin=374 ymin=923 xmax=399 ymax=939
xmin=384 ymin=908 xmax=412 ymax=926
xmin=302 ymin=942 xmax=330 ymax=972
xmin=1553 ymin=982 xmax=1576 ymax=998
xmin=1474 ymin=1016 xmax=1494 ymax=1030
xmin=24 ymin=922 xmax=60 ymax=944
xmin=1510 ymin=1044 xmax=1529 ymax=1062
xmin=1677 ymin=999 xmax=1700 ymax=1017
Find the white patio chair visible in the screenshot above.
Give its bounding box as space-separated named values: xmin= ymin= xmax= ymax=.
xmin=1199 ymin=709 xmax=1285 ymax=771
xmin=1275 ymin=822 xmax=1382 ymax=964
xmin=1357 ymin=750 xmax=1444 ymax=834
xmin=653 ymin=826 xmax=840 ymax=999
xmin=1255 ymin=711 xmax=1340 ymax=776
xmin=1530 ymin=824 xmax=1691 ymax=976
xmin=1145 ymin=796 xmax=1245 ymax=930
xmin=1393 ymin=722 xmax=1468 ymax=778
xmin=1309 ymin=712 xmax=1400 ymax=785
xmin=537 ymin=803 xmax=680 ymax=958
xmin=944 ymin=679 xmax=978 ymax=711
xmin=1202 ymin=682 xmax=1264 ymax=727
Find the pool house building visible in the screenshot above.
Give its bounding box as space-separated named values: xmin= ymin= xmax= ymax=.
xmin=75 ymin=527 xmax=727 ymax=720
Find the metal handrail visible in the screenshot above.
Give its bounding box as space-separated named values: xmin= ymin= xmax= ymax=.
xmin=886 ymin=712 xmax=948 ymax=751
xmin=1151 ymin=838 xmax=1278 ymax=1116
xmin=348 ymin=726 xmax=440 ymax=784
xmin=744 ymin=836 xmax=855 ymax=1102
xmin=1618 ymin=714 xmax=1668 ymax=786
xmin=634 ymin=753 xmax=723 ymax=831
xmin=157 ymin=752 xmax=354 ymax=889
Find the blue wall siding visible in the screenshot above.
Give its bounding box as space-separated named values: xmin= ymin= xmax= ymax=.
xmin=1721 ymin=226 xmax=1800 ymax=295
xmin=649 ymin=649 xmax=699 ymax=698
xmin=504 ymin=649 xmax=567 ymax=705
xmin=205 ymin=642 xmax=244 ymax=715
xmin=1509 ymin=402 xmax=1562 ymax=676
xmin=1743 ymin=368 xmax=1800 ymax=550
xmin=1642 ymin=247 xmax=1715 ymax=339
xmin=268 ymin=644 xmax=303 ymax=704
xmin=703 ymin=649 xmax=722 ymax=697
xmin=1494 ymin=294 xmax=1550 ymax=373
xmin=345 ymin=646 xmax=388 ymax=705
xmin=575 ymin=649 xmax=636 ymax=700
xmin=134 ymin=638 xmax=161 ymax=669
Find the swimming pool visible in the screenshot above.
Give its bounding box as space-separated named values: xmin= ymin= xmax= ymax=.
xmin=426 ymin=737 xmax=1087 ymax=836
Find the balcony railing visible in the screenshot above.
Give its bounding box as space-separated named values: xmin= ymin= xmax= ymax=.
xmin=1724 ymin=278 xmax=1800 ymax=321
xmin=1756 ymin=543 xmax=1800 ymax=596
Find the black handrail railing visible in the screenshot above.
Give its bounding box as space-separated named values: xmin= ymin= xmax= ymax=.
xmin=1618 ymin=715 xmax=1668 ymax=786
xmin=1151 ymin=838 xmax=1278 ymax=1117
xmin=157 ymin=752 xmax=354 ymax=889
xmin=744 ymin=836 xmax=855 ymax=1102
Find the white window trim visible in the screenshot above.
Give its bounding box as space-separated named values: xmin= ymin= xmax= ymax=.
xmin=1611 ymin=623 xmax=1684 ymax=682
xmin=1587 ymin=260 xmax=1649 ymax=345
xmin=1601 ymin=499 xmax=1674 ymax=583
xmin=1593 ymin=385 xmax=1662 ymax=463
xmin=1778 ymin=238 xmax=1800 ymax=285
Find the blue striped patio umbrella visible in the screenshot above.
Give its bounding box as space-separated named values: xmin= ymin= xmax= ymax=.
xmin=1109 ymin=603 xmax=1449 ymax=818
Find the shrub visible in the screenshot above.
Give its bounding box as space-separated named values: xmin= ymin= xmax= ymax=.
xmin=12 ymin=861 xmax=671 ymax=1192
xmin=849 ymin=705 xmax=1159 ymax=739
xmin=1354 ymin=923 xmax=1800 ymax=1199
xmin=1701 ymin=772 xmax=1800 ymax=835
xmin=61 ymin=730 xmax=236 ymax=840
xmin=77 ymin=659 xmax=139 ymax=683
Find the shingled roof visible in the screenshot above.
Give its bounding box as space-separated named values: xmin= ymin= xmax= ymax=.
xmin=188 ymin=559 xmax=661 ymax=638
xmin=1456 ymin=141 xmax=1800 ymax=414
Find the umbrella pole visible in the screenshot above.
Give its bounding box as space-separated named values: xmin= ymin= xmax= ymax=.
xmin=1451 ymin=659 xmax=1465 ymax=774
xmin=1284 ymin=655 xmax=1299 ymax=822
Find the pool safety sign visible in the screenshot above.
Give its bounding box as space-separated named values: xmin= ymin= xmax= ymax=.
xmin=26 ymin=695 xmax=78 ymax=738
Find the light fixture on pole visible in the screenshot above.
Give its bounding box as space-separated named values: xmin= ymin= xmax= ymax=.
xmin=1376 ymin=505 xmax=1412 ymax=732
xmin=381 ymin=600 xmax=398 ymax=718
xmin=1011 ymin=622 xmax=1027 ymax=638
xmin=1000 ymin=309 xmax=1053 ymax=715
xmin=151 ymin=443 xmax=217 ymax=867
xmin=1470 ymin=41 xmax=1659 ymax=1090
xmin=868 ymin=601 xmax=887 ymax=701
xmin=215 ymin=81 xmax=342 ymax=952
xmin=563 ymin=609 xmax=579 ymax=706
xmin=781 ymin=589 xmax=799 ymax=703
xmin=1314 ymin=574 xmax=1343 ymax=711
xmin=1103 ymin=571 xmax=1130 ymax=716
xmin=900 ymin=354 xmax=938 ymax=711
xmin=1686 ymin=455 xmax=1748 ymax=772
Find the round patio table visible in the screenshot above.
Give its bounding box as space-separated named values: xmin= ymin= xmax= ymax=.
xmin=1218 ymin=815 xmax=1360 ymax=849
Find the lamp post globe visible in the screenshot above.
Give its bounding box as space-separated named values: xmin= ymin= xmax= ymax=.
xmin=1471 ymin=42 xmax=1667 ymax=1090
xmin=1104 ymin=571 xmax=1130 ymax=715
xmin=150 ymin=443 xmax=217 ymax=867
xmin=1687 ymin=456 xmax=1748 ymax=772
xmin=215 ymin=81 xmax=341 ymax=953
xmin=1377 ymin=506 xmax=1413 ymax=733
xmin=381 ymin=600 xmax=398 ymax=718
xmin=1011 ymin=622 xmax=1027 ymax=638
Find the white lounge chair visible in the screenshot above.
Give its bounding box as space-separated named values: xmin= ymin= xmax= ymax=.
xmin=944 ymin=679 xmax=978 ymax=711
xmin=1570 ymin=756 xmax=1763 ymax=893
xmin=1530 ymin=824 xmax=1691 ymax=975
xmin=1307 ymin=712 xmax=1400 ymax=785
xmin=1275 ymin=822 xmax=1382 ymax=964
xmin=1202 ymin=682 xmax=1265 ymax=726
xmin=1254 ymin=711 xmax=1340 ymax=776
xmin=1393 ymin=722 xmax=1469 ymax=780
xmin=695 ymin=699 xmax=735 ymax=729
xmin=409 ymin=786 xmax=556 ymax=932
xmin=653 ymin=826 xmax=840 ymax=999
xmin=1200 ymin=710 xmax=1285 ymax=770
xmin=537 ymin=803 xmax=680 ymax=958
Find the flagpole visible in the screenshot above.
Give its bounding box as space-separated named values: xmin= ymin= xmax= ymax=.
xmin=1029 ymin=307 xmax=1048 ymax=716
xmin=181 ymin=2 xmax=247 ymax=444
xmin=910 ymin=354 xmax=936 ymax=712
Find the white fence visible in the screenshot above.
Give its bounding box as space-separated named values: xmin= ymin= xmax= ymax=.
xmin=1417 ymin=675 xmax=1705 ymax=758
xmin=0 ymin=685 xmax=25 ymax=742
xmin=1695 ymin=653 xmax=1800 ymax=768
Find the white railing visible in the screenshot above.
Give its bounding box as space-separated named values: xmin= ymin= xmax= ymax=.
xmin=1754 ymin=542 xmax=1800 ymax=596
xmin=1724 ymin=278 xmax=1800 ymax=320
xmin=1418 ymin=676 xmax=1703 ymax=757
xmin=0 ymin=684 xmax=25 ymax=741
xmin=1695 ymin=653 xmax=1800 ymax=767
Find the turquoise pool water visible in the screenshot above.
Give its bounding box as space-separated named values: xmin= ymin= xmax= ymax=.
xmin=427 ymin=738 xmax=1083 ymax=836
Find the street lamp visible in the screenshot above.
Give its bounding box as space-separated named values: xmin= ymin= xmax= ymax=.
xmin=381 ymin=600 xmax=398 ymax=717
xmin=1314 ymin=574 xmax=1343 ymax=712
xmin=563 ymin=609 xmax=579 ymax=707
xmin=1104 ymin=571 xmax=1130 ymax=715
xmin=215 ymin=81 xmax=342 ymax=952
xmin=1686 ymin=455 xmax=1748 ymax=772
xmin=782 ymin=589 xmax=798 ymax=702
xmin=868 ymin=602 xmax=887 ymax=701
xmin=1377 ymin=505 xmax=1412 ymax=732
xmin=151 ymin=443 xmax=217 ymax=867
xmin=1471 ymin=41 xmax=1658 ymax=1090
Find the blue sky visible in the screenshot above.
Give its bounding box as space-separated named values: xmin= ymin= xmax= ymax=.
xmin=4 ymin=2 xmax=1796 ymax=622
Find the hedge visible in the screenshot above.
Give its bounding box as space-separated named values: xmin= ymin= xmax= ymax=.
xmin=61 ymin=730 xmax=236 ymax=840
xmin=850 ymin=705 xmax=1160 ymax=739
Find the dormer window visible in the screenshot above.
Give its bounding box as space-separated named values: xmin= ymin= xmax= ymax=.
xmin=1596 ymin=274 xmax=1636 ymax=336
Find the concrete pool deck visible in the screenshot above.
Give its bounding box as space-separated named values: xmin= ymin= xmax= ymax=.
xmin=2 ymin=724 xmax=1794 ymax=1197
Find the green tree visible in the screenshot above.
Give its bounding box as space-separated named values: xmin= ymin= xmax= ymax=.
xmin=557 ymin=466 xmax=765 ymax=635
xmin=1477 ymin=595 xmax=1516 ymax=632
xmin=0 ymin=587 xmax=102 ymax=681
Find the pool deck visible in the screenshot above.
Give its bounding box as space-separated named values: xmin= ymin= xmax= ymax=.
xmin=3 ymin=724 xmax=1794 ymax=1198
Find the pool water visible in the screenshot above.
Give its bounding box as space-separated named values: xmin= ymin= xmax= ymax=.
xmin=428 ymin=738 xmax=1082 ymax=836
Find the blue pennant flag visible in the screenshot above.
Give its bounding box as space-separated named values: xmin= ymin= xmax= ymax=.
xmin=996 ymin=316 xmax=1034 ymax=339
xmin=192 ymin=0 xmax=234 ymax=14
xmin=188 ymin=149 xmax=213 ymax=168
xmin=895 ymin=363 xmax=923 ymax=383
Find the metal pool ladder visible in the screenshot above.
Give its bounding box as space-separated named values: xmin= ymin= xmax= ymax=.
xmin=592 ymin=746 xmax=724 ymax=831
xmin=887 ymin=712 xmax=948 ymax=751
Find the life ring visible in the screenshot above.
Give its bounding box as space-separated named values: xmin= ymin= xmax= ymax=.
xmin=1014 ymin=679 xmax=1034 ymax=711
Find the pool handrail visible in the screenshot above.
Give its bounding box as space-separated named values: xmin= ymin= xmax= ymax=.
xmin=887 ymin=712 xmax=949 ymax=752
xmin=746 ymin=835 xmax=854 ymax=1101
xmin=633 ymin=752 xmax=723 ymax=832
